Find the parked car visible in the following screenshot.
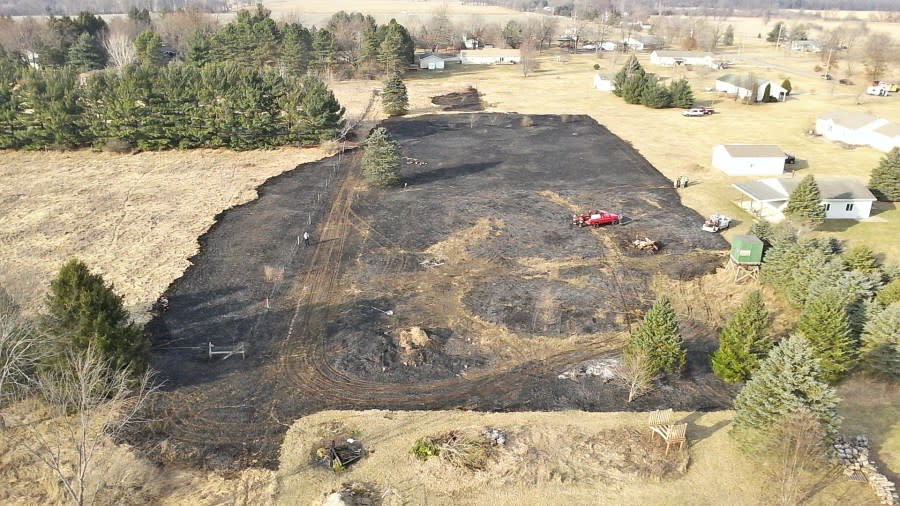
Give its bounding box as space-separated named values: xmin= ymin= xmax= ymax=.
xmin=839 ymin=78 xmax=853 ymax=85
xmin=785 ymin=153 xmax=796 ymax=164
xmin=682 ymin=107 xmax=713 ymax=117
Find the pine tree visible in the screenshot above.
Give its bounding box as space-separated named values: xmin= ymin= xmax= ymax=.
xmin=134 ymin=30 xmax=165 ymax=66
xmin=794 ymin=289 xmax=857 ymax=382
xmin=42 ymin=259 xmax=148 ymax=373
xmin=296 ymin=74 xmax=345 ymax=145
xmin=784 ymin=175 xmax=826 ymax=226
xmin=859 ymin=304 xmax=899 ymax=381
xmin=711 ymin=291 xmax=772 ymax=383
xmin=378 ymin=21 xmax=412 ymax=75
xmin=382 ymin=72 xmax=408 ymax=116
xmin=842 ymin=244 xmax=879 ymax=273
xmin=362 ymin=127 xmax=401 ymax=187
xmin=766 ymin=22 xmax=785 ymax=43
xmin=723 ymin=25 xmax=735 ymax=46
xmin=624 ymin=294 xmax=685 ymax=376
xmin=67 ymin=32 xmax=106 ymax=72
xmin=869 ymin=148 xmax=900 ymax=201
xmin=621 ymin=73 xmax=648 ymax=104
xmin=280 ymin=22 xmax=313 ymax=78
xmin=876 ymin=278 xmax=900 ymax=306
xmin=668 ymin=78 xmax=694 ymax=108
xmin=748 ymin=220 xmax=773 ymax=244
xmin=732 ymin=335 xmax=840 ymax=448
xmin=640 ymin=82 xmax=672 ymax=108
xmin=613 ymin=55 xmax=645 ymax=98
xmin=16 ymin=68 xmax=85 ymax=149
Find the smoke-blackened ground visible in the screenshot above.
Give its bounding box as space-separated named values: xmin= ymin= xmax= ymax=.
xmin=140 ymin=113 xmax=736 ymax=472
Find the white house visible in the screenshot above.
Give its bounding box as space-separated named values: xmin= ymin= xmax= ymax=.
xmin=592 ymin=73 xmax=615 ymax=92
xmin=622 ymin=35 xmax=661 ymax=51
xmin=712 ymin=145 xmax=786 ymax=176
xmin=870 ymin=122 xmax=900 ymax=152
xmin=733 ymin=178 xmax=876 ymax=220
xmin=460 ymin=49 xmax=521 ymax=65
xmin=715 ymin=74 xmax=788 ymax=102
xmin=600 ymin=41 xmax=619 ymax=51
xmin=815 ymin=110 xmax=900 ymax=152
xmin=649 ymin=50 xmax=714 ymax=67
xmin=418 ymin=53 xmax=446 ymax=70
xmin=790 ymin=40 xmax=821 ymax=52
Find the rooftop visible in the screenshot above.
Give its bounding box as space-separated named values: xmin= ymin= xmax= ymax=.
xmin=874 ymin=121 xmax=900 ymax=138
xmin=817 ymin=110 xmax=880 ymax=130
xmin=719 ymin=144 xmax=785 ymax=158
xmin=733 ymin=177 xmax=876 ymax=202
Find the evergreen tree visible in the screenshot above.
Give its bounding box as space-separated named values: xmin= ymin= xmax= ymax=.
xmin=668 ymin=78 xmax=694 ymax=108
xmin=613 ymin=55 xmax=645 ymax=98
xmin=876 ymin=278 xmax=900 ymax=306
xmin=624 ymin=294 xmax=685 ymax=376
xmin=794 ymin=289 xmax=857 ymax=382
xmin=382 ymin=72 xmax=408 ymax=116
xmin=185 ymin=32 xmax=214 ymax=66
xmin=869 ymin=148 xmax=900 ymax=201
xmin=211 ymin=5 xmax=281 ymax=68
xmin=732 ymin=335 xmax=841 ymax=448
xmin=640 ymin=82 xmax=672 ymax=108
xmin=723 ymin=25 xmax=735 ymax=46
xmin=134 ymin=30 xmax=165 ymax=66
xmin=362 ymin=127 xmax=401 ymax=187
xmin=621 ymin=73 xmax=648 ymax=104
xmin=781 ymin=78 xmax=792 ymax=95
xmin=42 ymin=259 xmax=148 ymax=373
xmin=66 ymin=32 xmax=106 ymax=71
xmin=842 ymin=244 xmax=880 ymax=274
xmin=16 ymin=68 xmax=85 ymax=149
xmin=766 ymin=21 xmax=785 ymax=43
xmin=859 ymin=304 xmax=899 ymax=381
xmin=296 ymin=74 xmax=344 ymax=145
xmin=711 ymin=291 xmax=772 ymax=383
xmin=784 ymin=175 xmax=826 ymax=226
xmin=311 ymin=28 xmax=337 ymax=74
xmin=501 ymin=20 xmax=523 ymax=48
xmin=377 ymin=20 xmax=413 ymax=75
xmin=748 ymin=220 xmax=774 ymax=244
xmin=280 ymin=22 xmax=313 ymax=78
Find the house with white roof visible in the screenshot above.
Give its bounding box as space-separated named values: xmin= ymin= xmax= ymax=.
xmin=460 ymin=49 xmax=521 ymax=65
xmin=622 ymin=35 xmax=661 ymax=51
xmin=733 ymin=178 xmax=877 ymax=220
xmin=712 ymin=145 xmax=786 ymax=176
xmin=815 ymin=110 xmax=900 ymax=152
xmin=649 ymin=50 xmax=714 ymax=67
xmin=715 ymin=74 xmax=788 ymax=102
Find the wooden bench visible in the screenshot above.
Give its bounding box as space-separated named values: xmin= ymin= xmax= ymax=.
xmin=648 ymin=409 xmax=675 ymax=441
xmin=664 ymin=423 xmax=687 ymax=455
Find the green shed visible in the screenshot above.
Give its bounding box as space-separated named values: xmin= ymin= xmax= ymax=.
xmin=730 ymin=235 xmax=764 ymax=265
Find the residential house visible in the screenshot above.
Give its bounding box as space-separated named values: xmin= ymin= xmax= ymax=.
xmin=715 ymin=74 xmax=788 ymax=102
xmin=460 ymin=49 xmax=521 ymax=65
xmin=733 ymin=178 xmax=876 ymax=220
xmin=600 ymin=41 xmax=619 ymax=52
xmin=649 ymin=50 xmax=714 ymax=67
xmin=712 ymin=144 xmax=786 ymax=176
xmin=622 ymin=35 xmax=661 ymax=51
xmin=790 ymin=40 xmax=820 ymax=52
xmin=815 ymin=110 xmax=900 ymax=152
xmin=592 ymin=74 xmax=615 ymax=92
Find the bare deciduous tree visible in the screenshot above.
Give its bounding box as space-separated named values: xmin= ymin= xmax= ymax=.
xmin=614 ymin=349 xmax=657 ymax=403
xmin=103 ymin=31 xmax=136 ymax=69
xmin=863 ymin=32 xmax=896 ymax=82
xmin=0 ymin=287 xmax=41 ymax=421
xmin=18 ymin=347 xmax=157 ymax=506
xmin=761 ymin=410 xmax=840 ymax=506
xmin=421 ymin=5 xmax=456 ymax=53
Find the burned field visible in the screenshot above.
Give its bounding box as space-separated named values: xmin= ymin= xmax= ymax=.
xmin=142 ymin=113 xmax=736 ymax=471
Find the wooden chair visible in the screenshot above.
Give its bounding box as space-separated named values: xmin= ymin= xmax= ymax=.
xmin=648 ymin=409 xmax=674 ymax=441
xmin=664 ymin=423 xmax=687 ymax=455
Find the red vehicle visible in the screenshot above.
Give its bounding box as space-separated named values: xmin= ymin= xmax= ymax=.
xmin=572 ymin=210 xmax=620 ymax=227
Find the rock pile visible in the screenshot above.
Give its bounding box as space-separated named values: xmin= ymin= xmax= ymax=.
xmin=834 ymin=435 xmax=897 ymax=505
xmin=484 ymin=427 xmax=507 ymax=447
xmin=558 ymin=358 xmax=619 ymax=381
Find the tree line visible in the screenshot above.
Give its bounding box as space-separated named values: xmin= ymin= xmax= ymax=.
xmin=0 ymin=6 xmax=423 ymax=150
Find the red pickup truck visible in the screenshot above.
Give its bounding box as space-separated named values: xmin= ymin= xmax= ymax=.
xmin=572 ymin=210 xmax=620 ymax=227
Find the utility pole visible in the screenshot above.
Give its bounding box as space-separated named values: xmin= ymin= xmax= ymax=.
xmin=775 ymin=22 xmax=784 ymax=52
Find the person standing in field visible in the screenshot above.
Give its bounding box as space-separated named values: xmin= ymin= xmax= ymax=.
xmin=303 ymin=231 xmax=310 ymax=247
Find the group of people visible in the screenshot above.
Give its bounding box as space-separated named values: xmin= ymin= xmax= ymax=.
xmin=673 ymin=176 xmax=690 ymax=188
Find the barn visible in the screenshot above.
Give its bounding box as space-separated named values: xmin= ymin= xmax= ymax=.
xmin=418 ymin=54 xmax=446 ymax=70
xmin=712 ymin=144 xmax=786 ymax=176
xmin=733 ymin=178 xmax=877 ymax=220
xmin=460 ymin=49 xmax=521 ymax=65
